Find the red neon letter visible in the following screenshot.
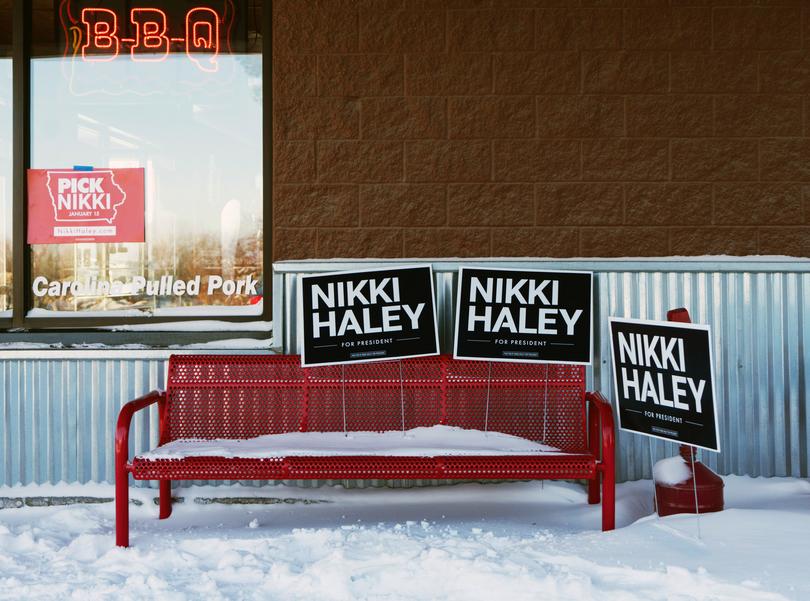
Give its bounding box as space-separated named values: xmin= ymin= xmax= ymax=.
xmin=130 ymin=8 xmax=170 ymax=61
xmin=81 ymin=8 xmax=119 ymax=62
xmin=186 ymin=7 xmax=220 ymax=73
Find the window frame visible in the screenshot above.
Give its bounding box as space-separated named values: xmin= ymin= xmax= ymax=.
xmin=5 ymin=1 xmax=272 ymax=334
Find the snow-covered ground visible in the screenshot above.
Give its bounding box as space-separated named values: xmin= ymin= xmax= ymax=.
xmin=0 ymin=476 xmax=807 ymax=600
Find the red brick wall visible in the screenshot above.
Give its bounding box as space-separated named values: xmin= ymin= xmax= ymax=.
xmin=272 ymin=2 xmax=810 ymax=260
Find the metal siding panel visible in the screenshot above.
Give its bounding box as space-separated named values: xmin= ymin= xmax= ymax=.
xmin=802 ymin=274 xmax=810 ymax=478
xmin=785 ymin=273 xmax=801 ymax=477
xmin=0 ymin=361 xmax=9 ymax=486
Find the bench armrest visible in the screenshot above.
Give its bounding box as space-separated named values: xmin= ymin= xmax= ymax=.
xmin=115 ymin=390 xmax=166 ymax=473
xmin=586 ymin=391 xmax=615 ymax=472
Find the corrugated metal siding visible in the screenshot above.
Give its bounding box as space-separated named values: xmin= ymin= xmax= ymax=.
xmin=0 ymin=359 xmax=165 ymax=487
xmin=0 ymin=259 xmax=807 ymax=486
xmin=275 ymin=259 xmax=810 ymax=482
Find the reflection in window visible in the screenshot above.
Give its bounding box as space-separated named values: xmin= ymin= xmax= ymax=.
xmin=29 ymin=1 xmax=263 ymax=316
xmin=0 ymin=3 xmax=10 ymax=314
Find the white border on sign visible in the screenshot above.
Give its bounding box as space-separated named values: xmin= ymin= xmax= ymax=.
xmin=608 ymin=316 xmax=721 ymax=453
xmin=297 ymin=264 xmax=441 ymax=367
xmin=452 ymin=266 xmax=594 ymax=366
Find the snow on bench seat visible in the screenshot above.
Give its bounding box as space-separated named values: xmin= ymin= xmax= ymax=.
xmin=138 ymin=425 xmax=564 ymax=460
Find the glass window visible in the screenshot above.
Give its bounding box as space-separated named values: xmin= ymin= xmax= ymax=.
xmin=0 ymin=3 xmax=11 ymax=315
xmin=29 ymin=1 xmax=263 ymax=317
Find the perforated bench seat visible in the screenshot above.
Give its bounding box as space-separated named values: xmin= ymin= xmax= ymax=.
xmin=115 ymin=354 xmax=615 ymax=547
xmin=131 ymin=453 xmax=598 ymax=481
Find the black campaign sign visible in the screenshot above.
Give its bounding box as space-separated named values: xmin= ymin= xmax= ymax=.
xmin=609 ymin=318 xmax=720 ymax=452
xmin=453 ymin=267 xmax=592 ymax=364
xmin=299 ymin=265 xmax=439 ymax=367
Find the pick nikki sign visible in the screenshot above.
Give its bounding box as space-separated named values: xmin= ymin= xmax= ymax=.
xmin=453 ymin=267 xmax=593 ymax=365
xmin=609 ymin=318 xmax=720 ymax=452
xmin=298 ymin=265 xmax=439 ymax=367
xmin=27 ymin=168 xmax=145 ymax=244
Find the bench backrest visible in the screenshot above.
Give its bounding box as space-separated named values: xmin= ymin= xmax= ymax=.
xmin=165 ymin=355 xmax=587 ymax=451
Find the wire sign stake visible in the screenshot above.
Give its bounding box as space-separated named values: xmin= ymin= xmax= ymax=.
xmin=399 ymin=360 xmax=406 ymax=436
xmin=690 ymin=446 xmax=702 ymax=540
xmin=484 ymin=361 xmax=492 ymax=436
xmin=649 ymin=439 xmax=661 ymax=519
xmin=341 ymin=364 xmax=347 ymax=437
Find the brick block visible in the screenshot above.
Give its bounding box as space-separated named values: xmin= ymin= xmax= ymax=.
xmin=627 ymin=95 xmax=713 ymax=137
xmin=406 ymin=54 xmax=492 ymax=95
xmin=360 ymin=184 xmax=447 ymax=226
xmin=493 ymin=140 xmax=581 ymax=181
xmin=359 ymin=0 xmax=405 ymax=8
xmin=360 ymin=10 xmax=445 ymax=52
xmin=498 ymin=1 xmax=580 ymax=7
xmin=448 ymin=10 xmax=534 ymax=51
xmin=715 ymin=95 xmax=803 ymax=137
xmin=362 ymin=98 xmax=446 ymax=139
xmin=760 ymin=52 xmax=810 ymax=93
xmin=274 ymin=98 xmax=359 ymax=140
xmin=536 ymin=9 xmax=622 ymax=50
xmin=318 ymin=141 xmax=404 ymax=183
xmin=319 ymin=55 xmax=404 ymax=97
xmin=536 ymin=95 xmax=624 ymax=138
xmin=583 ymin=0 xmax=668 ymax=5
xmin=671 ymin=139 xmax=758 ymax=181
xmin=406 ymin=141 xmax=491 ymax=182
xmin=274 ymin=141 xmax=316 ymax=183
xmin=582 ymin=139 xmax=669 ymax=181
xmin=580 ymin=227 xmax=667 ymax=257
xmin=273 ymin=228 xmax=318 ymax=261
xmin=760 ymin=139 xmax=810 ymax=181
xmin=625 ymin=184 xmax=712 ymax=226
xmin=714 ymin=184 xmax=802 ymax=226
xmin=404 ymin=228 xmax=491 ymax=257
xmin=274 ymin=185 xmax=359 ymax=227
xmin=273 ymin=55 xmax=317 ymax=97
xmin=806 ymin=187 xmax=810 ymax=224
xmin=494 ymin=52 xmax=580 ymax=94
xmin=582 ymin=51 xmax=669 ymax=93
xmin=448 ymin=97 xmax=535 ymax=139
xmin=318 ymin=229 xmax=404 ymax=258
xmin=671 ymin=51 xmax=758 ymax=93
xmin=536 ymin=183 xmax=623 ymax=225
xmin=624 ymin=8 xmax=711 ymax=50
xmin=713 ymin=8 xmax=801 ymax=50
xmin=448 ymin=184 xmax=534 ymax=226
xmin=408 ymin=0 xmax=490 ymax=10
xmin=492 ymin=228 xmax=579 ymax=257
xmin=669 ymin=228 xmax=758 ymax=256
xmin=273 ymin=4 xmax=358 ymax=54
xmin=758 ymin=228 xmax=810 ymax=257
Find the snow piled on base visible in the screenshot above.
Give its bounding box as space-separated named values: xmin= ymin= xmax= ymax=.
xmin=0 ymin=476 xmax=808 ymax=600
xmin=653 ymin=455 xmax=693 ymax=485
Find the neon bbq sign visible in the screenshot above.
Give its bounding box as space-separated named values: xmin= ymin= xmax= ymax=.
xmin=60 ymin=2 xmax=235 ymax=73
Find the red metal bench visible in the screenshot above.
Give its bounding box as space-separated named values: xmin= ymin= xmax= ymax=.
xmin=115 ymin=354 xmax=615 ymax=547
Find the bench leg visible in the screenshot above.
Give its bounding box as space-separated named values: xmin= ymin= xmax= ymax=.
xmin=588 ymin=474 xmax=600 ymax=504
xmin=115 ymin=465 xmax=129 ymax=547
xmin=601 ymin=466 xmax=615 ymax=532
xmin=159 ymin=480 xmax=172 ymax=519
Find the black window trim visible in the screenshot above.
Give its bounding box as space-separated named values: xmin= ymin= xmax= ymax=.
xmin=4 ymin=1 xmax=272 ymax=336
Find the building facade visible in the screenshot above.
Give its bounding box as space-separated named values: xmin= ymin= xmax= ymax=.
xmin=0 ymin=2 xmax=807 ymax=487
